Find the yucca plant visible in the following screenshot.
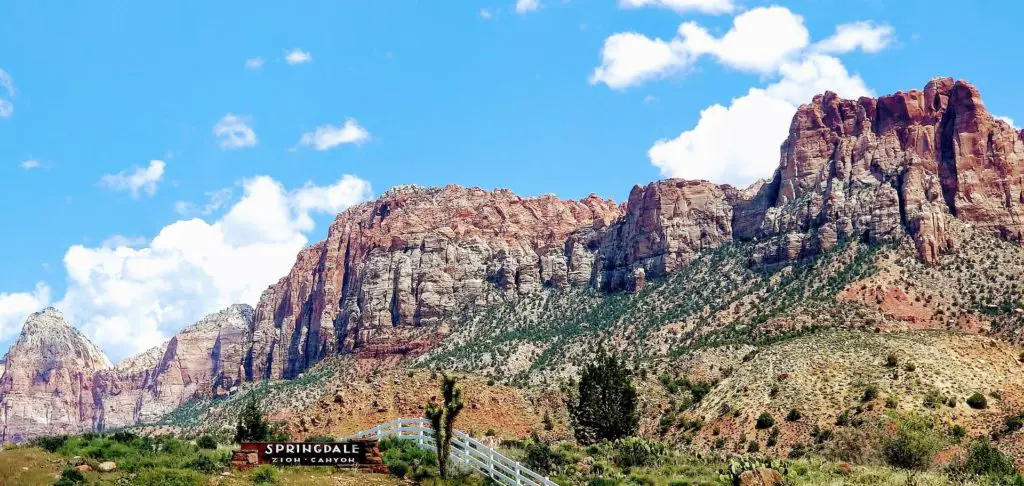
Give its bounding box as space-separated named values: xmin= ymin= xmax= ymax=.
xmin=425 ymin=373 xmax=464 ymax=480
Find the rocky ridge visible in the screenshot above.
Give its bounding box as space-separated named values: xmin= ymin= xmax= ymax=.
xmin=2 ymin=77 xmax=1023 ymax=442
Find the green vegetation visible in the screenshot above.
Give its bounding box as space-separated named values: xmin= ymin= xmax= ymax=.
xmin=234 ymin=399 xmax=271 ymax=442
xmin=569 ymin=348 xmax=639 ymax=444
xmin=966 ymin=392 xmax=988 ymax=409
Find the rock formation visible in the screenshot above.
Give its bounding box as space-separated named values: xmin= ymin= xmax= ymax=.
xmin=2 ymin=78 xmax=1023 ymax=441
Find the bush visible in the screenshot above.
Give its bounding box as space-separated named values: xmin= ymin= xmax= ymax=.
xmin=134 ymin=468 xmax=205 ymax=486
xmin=388 ymin=460 xmax=410 ymax=478
xmin=615 ymin=437 xmax=663 ymax=468
xmin=862 ymin=385 xmax=879 ymax=402
xmin=186 ymin=453 xmax=219 ymax=473
xmin=1006 ymin=415 xmax=1024 ymax=432
xmin=196 ymin=435 xmax=217 ymax=449
xmin=522 ymin=434 xmax=568 ymax=475
xmin=883 ymin=417 xmax=945 ymax=470
xmin=747 ymin=440 xmax=760 ymax=453
xmin=786 ymin=409 xmax=802 ymax=421
xmin=836 ymin=411 xmax=851 ymax=427
xmin=111 ymin=430 xmax=138 ymax=443
xmin=957 ymin=438 xmax=1016 ymax=479
xmin=885 ymin=354 xmax=898 ymax=367
xmin=967 ymin=393 xmax=988 ymax=409
xmin=251 ymin=465 xmax=280 ymax=484
xmin=34 ymin=435 xmax=69 ymax=452
xmin=60 ymin=468 xmax=85 ymax=484
xmin=755 ymin=413 xmax=774 ymax=430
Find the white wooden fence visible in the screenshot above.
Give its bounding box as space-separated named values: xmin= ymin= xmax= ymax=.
xmin=348 ymin=417 xmax=558 ymax=486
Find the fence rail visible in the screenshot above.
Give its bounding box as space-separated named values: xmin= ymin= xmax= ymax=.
xmin=348 ymin=417 xmax=558 ymax=486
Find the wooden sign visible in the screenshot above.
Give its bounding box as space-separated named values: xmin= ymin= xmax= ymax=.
xmin=230 ymin=439 xmax=385 ymax=472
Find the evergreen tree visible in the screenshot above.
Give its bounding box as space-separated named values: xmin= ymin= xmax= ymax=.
xmin=568 ymin=347 xmax=639 ymax=444
xmin=425 ymin=373 xmax=464 ymax=479
xmin=234 ymin=399 xmax=271 ymax=443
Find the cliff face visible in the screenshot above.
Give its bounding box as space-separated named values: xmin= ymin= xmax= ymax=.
xmin=2 ymin=78 xmax=1023 ymax=442
xmin=0 ymin=308 xmax=110 ymax=442
xmin=247 ymin=185 xmax=622 ymax=379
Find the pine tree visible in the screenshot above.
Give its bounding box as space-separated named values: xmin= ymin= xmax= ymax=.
xmin=425 ymin=373 xmax=464 ymax=479
xmin=568 ymin=347 xmax=639 ymax=444
xmin=234 ymin=399 xmax=270 ymax=443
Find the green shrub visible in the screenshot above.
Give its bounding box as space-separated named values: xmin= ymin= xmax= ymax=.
xmin=60 ymin=468 xmax=85 ymax=484
xmin=1006 ymin=415 xmax=1024 ymax=432
xmin=196 ymin=435 xmax=217 ymax=449
xmin=786 ymin=409 xmax=802 ymax=421
xmin=111 ymin=430 xmax=138 ymax=443
xmin=34 ymin=435 xmax=69 ymax=452
xmin=862 ymin=385 xmax=879 ymax=402
xmin=789 ymin=443 xmax=807 ymax=459
xmin=251 ymin=465 xmax=280 ymax=484
xmin=885 ymin=354 xmax=898 ymax=367
xmin=836 ymin=411 xmax=851 ymax=427
xmin=755 ymin=412 xmax=774 ymax=430
xmin=388 ymin=460 xmax=410 ymax=478
xmin=957 ymin=438 xmax=1016 ymax=479
xmin=134 ymin=468 xmax=205 ymax=486
xmin=588 ymin=479 xmax=619 ymax=486
xmin=186 ymin=453 xmax=219 ymax=473
xmin=967 ymin=393 xmax=988 ymax=409
xmin=302 ymin=436 xmax=336 ymax=443
xmin=614 ymin=436 xmax=663 ymax=468
xmin=522 ymin=434 xmax=568 ymax=475
xmin=882 ymin=417 xmax=945 ymax=470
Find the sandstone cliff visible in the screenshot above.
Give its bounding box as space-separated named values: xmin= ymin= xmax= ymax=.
xmin=2 ymin=77 xmax=1022 ymax=442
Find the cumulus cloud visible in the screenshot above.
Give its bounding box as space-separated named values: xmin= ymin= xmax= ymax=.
xmin=245 ymin=57 xmax=265 ymax=70
xmin=813 ymin=21 xmax=895 ymax=54
xmin=0 ymin=283 xmax=51 ymax=342
xmin=589 ymin=33 xmax=691 ymax=90
xmin=298 ymin=119 xmax=371 ymax=151
xmin=619 ymin=0 xmax=735 ymax=14
xmin=99 ymin=160 xmax=166 ymax=198
xmin=480 ymin=8 xmax=494 ymax=19
xmin=214 ymin=114 xmax=258 ymax=150
xmin=996 ymin=115 xmax=1017 ymax=128
xmin=515 ymin=0 xmax=539 ymax=14
xmin=55 ymin=174 xmax=372 ymax=360
xmin=0 ymin=69 xmax=15 ymax=118
xmin=284 ymin=48 xmax=312 ymax=65
xmin=649 ymin=54 xmax=871 ymax=187
xmin=674 ymin=6 xmax=810 ymax=74
xmin=590 ymin=7 xmax=809 ymax=89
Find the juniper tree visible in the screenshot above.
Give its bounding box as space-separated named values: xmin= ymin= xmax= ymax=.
xmin=425 ymin=373 xmax=464 ymax=479
xmin=568 ymin=347 xmax=639 ymax=444
xmin=234 ymin=399 xmax=270 ymax=443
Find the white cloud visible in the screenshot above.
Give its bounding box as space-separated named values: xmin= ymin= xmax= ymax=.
xmin=649 ymin=54 xmax=871 ymax=186
xmin=101 ymin=235 xmax=147 ymax=249
xmin=284 ymin=48 xmax=312 ymax=65
xmin=515 ymin=0 xmax=539 ymax=14
xmin=174 ymin=188 xmax=234 ymax=216
xmin=19 ymin=159 xmax=43 ymax=170
xmin=298 ymin=119 xmax=371 ymax=151
xmin=0 ymin=283 xmax=51 ymax=342
xmin=480 ymin=8 xmax=494 ymax=19
xmin=590 ymin=7 xmax=810 ymax=89
xmin=674 ymin=6 xmax=810 ymax=74
xmin=589 ymin=33 xmax=690 ymax=90
xmin=0 ymin=69 xmax=15 ymax=118
xmin=99 ymin=160 xmax=166 ymax=199
xmin=996 ymin=115 xmax=1017 ymax=129
xmin=813 ymin=21 xmax=895 ymax=54
xmin=245 ymin=57 xmax=265 ymax=70
xmin=214 ymin=113 xmax=258 ymax=150
xmin=619 ymin=0 xmax=735 ymax=14
xmin=55 ymin=174 xmax=372 ymax=360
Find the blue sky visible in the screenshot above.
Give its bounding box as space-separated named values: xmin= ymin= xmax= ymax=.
xmin=1 ymin=0 xmax=1021 ymax=360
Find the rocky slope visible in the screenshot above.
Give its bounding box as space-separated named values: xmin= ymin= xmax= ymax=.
xmin=2 ymin=77 xmax=1023 ymax=443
